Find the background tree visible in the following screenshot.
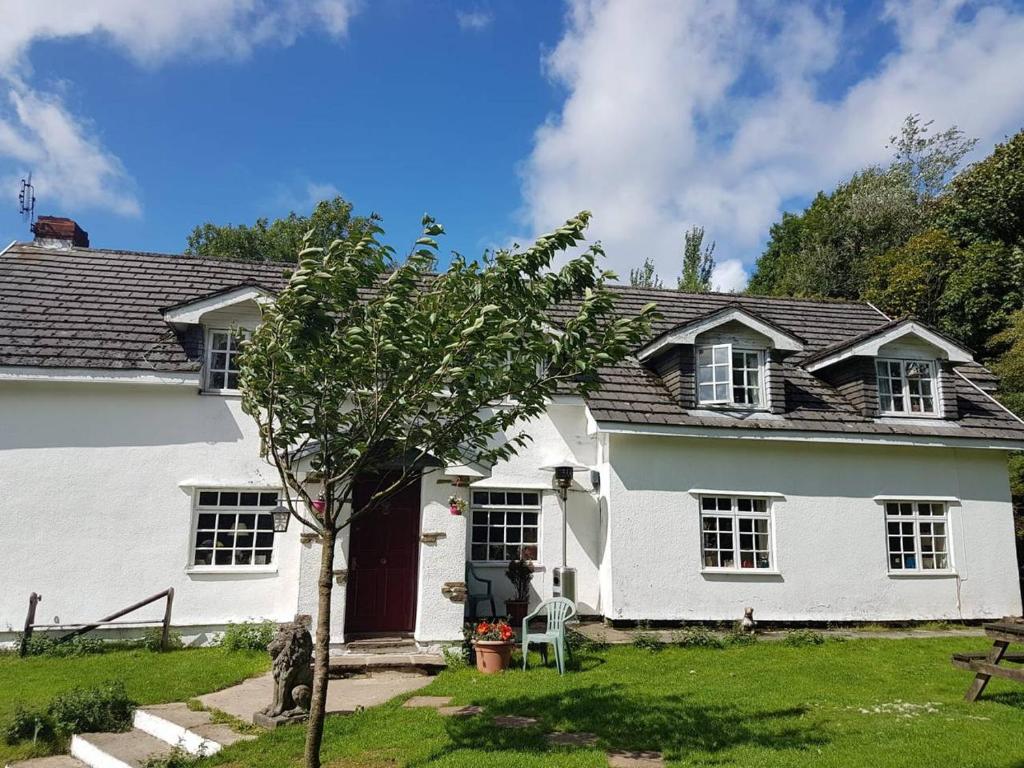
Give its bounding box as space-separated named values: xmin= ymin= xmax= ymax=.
xmin=186 ymin=197 xmax=374 ymax=262
xmin=629 ymin=256 xmax=663 ymax=289
xmin=748 ymin=115 xmax=975 ymax=299
xmin=239 ymin=212 xmax=654 ymax=768
xmin=939 ymin=130 xmax=1024 ymax=248
xmin=678 ymin=225 xmax=715 ymax=292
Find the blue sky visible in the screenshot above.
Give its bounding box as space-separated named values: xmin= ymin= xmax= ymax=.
xmin=3 ymin=1 xmax=1024 ymax=289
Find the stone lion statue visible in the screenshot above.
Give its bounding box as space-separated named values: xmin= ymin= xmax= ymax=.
xmin=260 ymin=616 xmax=314 ymax=720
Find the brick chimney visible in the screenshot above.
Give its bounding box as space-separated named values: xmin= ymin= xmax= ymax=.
xmin=32 ymin=216 xmax=90 ymax=249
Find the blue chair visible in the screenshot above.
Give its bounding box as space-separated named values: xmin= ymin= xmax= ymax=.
xmin=465 ymin=562 xmax=496 ymax=619
xmin=521 ymin=597 xmax=577 ymax=674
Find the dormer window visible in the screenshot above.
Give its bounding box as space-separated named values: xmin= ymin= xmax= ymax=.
xmin=876 ymin=358 xmax=937 ymax=416
xmin=205 ymin=329 xmax=249 ymax=392
xmin=697 ymin=344 xmax=763 ymax=407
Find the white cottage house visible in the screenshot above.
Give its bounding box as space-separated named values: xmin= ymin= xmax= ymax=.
xmin=2 ymin=218 xmax=1022 ymax=650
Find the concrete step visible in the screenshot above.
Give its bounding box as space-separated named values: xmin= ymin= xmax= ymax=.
xmin=342 ymin=637 xmax=418 ymax=654
xmin=70 ymin=729 xmax=174 ymax=768
xmin=329 ymin=652 xmax=446 ymax=677
xmin=133 ymin=703 xmax=253 ymax=755
xmin=6 ymin=756 xmax=88 ymax=768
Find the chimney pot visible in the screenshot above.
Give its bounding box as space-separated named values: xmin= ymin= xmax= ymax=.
xmin=32 ymin=216 xmax=89 ymax=249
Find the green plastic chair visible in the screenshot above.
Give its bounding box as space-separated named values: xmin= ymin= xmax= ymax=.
xmin=521 ymin=597 xmax=577 ymax=674
xmin=465 ymin=562 xmax=496 ymax=619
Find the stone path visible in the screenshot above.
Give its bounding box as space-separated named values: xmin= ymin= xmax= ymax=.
xmin=199 ymin=670 xmax=432 ymax=720
xmin=402 ymin=693 xmax=665 ymax=766
xmin=573 ymin=621 xmax=986 ymax=645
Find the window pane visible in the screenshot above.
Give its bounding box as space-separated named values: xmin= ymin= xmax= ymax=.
xmin=211 ymin=333 xmax=229 ymax=350
xmin=472 ymin=491 xmax=488 ymax=506
xmin=259 ymin=492 xmax=278 ymax=506
xmin=523 ymin=528 xmax=537 ymax=543
xmin=197 ymin=513 xmax=216 ymax=530
xmin=198 ymin=491 xmax=218 ymax=506
xmin=523 ymin=492 xmax=539 ymax=506
xmin=713 ymin=346 xmax=729 ymax=364
xmin=506 ymin=492 xmax=522 ymax=506
xmin=714 ymin=383 xmax=729 ymax=401
xmin=237 ymin=514 xmax=256 ymax=531
xmin=472 ymin=526 xmax=487 ymax=543
xmin=220 ymin=492 xmax=238 ymax=507
xmin=523 ymin=512 xmax=538 ymax=526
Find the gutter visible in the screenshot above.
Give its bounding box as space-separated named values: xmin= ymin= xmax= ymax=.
xmin=594 ymin=420 xmax=1024 ymax=452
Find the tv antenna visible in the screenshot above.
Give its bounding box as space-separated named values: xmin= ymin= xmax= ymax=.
xmin=18 ymin=173 xmax=36 ymax=225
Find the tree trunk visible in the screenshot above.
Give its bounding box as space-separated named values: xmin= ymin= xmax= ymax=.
xmin=303 ymin=526 xmax=336 ymax=768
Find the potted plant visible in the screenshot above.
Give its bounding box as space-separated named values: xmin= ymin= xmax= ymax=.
xmin=471 ymin=619 xmax=515 ymax=674
xmin=504 ymin=558 xmax=534 ymax=627
xmin=448 ymin=495 xmax=467 ymax=516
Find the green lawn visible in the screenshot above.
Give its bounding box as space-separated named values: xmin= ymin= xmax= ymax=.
xmin=0 ymin=648 xmax=268 ymax=764
xmin=210 ymin=638 xmax=1024 ymax=768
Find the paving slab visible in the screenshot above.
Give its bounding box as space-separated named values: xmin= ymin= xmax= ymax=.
xmin=7 ymin=757 xmax=87 ymax=768
xmin=546 ymin=732 xmax=600 ymax=747
xmin=607 ymin=749 xmax=665 ymax=767
xmin=403 ymin=696 xmax=453 ymax=709
xmin=198 ymin=671 xmax=432 ymax=723
xmin=438 ymin=705 xmax=484 ymax=717
xmin=493 ymin=715 xmax=539 ymax=728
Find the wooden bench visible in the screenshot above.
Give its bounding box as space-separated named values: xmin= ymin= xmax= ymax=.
xmin=952 ymin=620 xmax=1024 ymax=702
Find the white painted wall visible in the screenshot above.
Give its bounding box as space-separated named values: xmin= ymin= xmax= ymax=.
xmin=606 ymin=433 xmax=1022 ymax=621
xmin=0 ymin=380 xmax=301 ymax=643
xmin=464 ymin=402 xmax=603 ymax=615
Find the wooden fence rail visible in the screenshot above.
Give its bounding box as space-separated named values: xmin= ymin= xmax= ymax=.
xmin=19 ymin=588 xmax=175 ymax=656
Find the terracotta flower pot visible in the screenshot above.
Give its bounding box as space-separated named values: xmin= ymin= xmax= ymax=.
xmin=473 ymin=640 xmax=513 ymax=674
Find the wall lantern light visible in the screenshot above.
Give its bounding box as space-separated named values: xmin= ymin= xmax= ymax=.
xmin=271 ymin=505 xmax=292 ymax=533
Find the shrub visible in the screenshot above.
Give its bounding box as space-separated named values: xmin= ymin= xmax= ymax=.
xmin=441 ymin=644 xmax=469 ymax=669
xmin=3 ymin=705 xmax=54 ymax=746
xmin=724 ymin=629 xmax=758 ymax=647
xmin=632 ymin=631 xmax=665 ymax=652
xmin=566 ymin=629 xmax=609 ymax=654
xmin=140 ymin=627 xmax=184 ymax=652
xmin=220 ymin=621 xmax=276 ymax=652
xmin=672 ymin=627 xmax=725 ymax=649
xmin=783 ymin=629 xmax=826 ymax=647
xmin=48 ymin=680 xmax=136 ymax=737
xmin=143 ymin=746 xmax=206 ymax=767
xmin=21 ymin=635 xmax=106 ymax=657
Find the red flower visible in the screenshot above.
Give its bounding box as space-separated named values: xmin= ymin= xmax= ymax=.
xmin=476 ymin=621 xmax=491 ymax=636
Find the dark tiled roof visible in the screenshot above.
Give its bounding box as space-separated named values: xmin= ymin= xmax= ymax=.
xmin=0 ymin=243 xmax=290 ymax=370
xmin=2 ymin=241 xmax=1022 ymax=443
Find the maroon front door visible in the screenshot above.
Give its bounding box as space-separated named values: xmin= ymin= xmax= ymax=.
xmin=344 ymin=478 xmax=421 ymax=635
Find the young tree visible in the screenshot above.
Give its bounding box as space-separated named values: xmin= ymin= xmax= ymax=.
xmin=678 ymin=226 xmax=715 ymax=292
xmin=888 ymin=113 xmax=977 ymax=202
xmin=186 ymin=197 xmax=374 ymax=262
xmin=629 ymin=256 xmax=663 ymax=288
xmin=238 ymin=212 xmax=654 ymax=768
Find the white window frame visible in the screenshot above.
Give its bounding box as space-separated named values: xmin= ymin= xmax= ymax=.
xmin=697 ymin=344 xmax=765 ymax=408
xmin=189 ymin=488 xmax=280 ymax=572
xmin=876 ymin=358 xmax=939 ymax=416
xmin=883 ymin=500 xmax=952 ymax=573
xmin=470 ymin=489 xmax=542 ymax=564
xmin=699 ymin=495 xmax=775 ymax=572
xmin=204 ymin=328 xmax=250 ymax=393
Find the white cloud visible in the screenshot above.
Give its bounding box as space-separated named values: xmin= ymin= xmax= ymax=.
xmin=0 ymin=0 xmax=359 ymax=218
xmin=521 ymin=0 xmax=1024 ymax=290
xmin=272 ymin=180 xmax=344 ymax=213
xmin=0 ymin=85 xmax=139 ymax=216
xmin=456 ymin=9 xmax=494 ymax=32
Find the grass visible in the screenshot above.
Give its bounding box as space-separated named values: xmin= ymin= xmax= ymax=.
xmin=0 ymin=648 xmax=268 ymax=764
xmin=209 ymin=638 xmax=1024 ymax=768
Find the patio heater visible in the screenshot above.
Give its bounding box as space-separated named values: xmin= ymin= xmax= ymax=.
xmin=541 ymin=461 xmax=588 ymax=604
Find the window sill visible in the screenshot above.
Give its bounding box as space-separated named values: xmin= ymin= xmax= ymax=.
xmin=199 ymin=390 xmax=242 ymax=398
xmin=700 ymin=568 xmax=782 ymax=578
xmin=470 ymin=562 xmax=546 ymax=571
xmin=185 ymin=565 xmax=278 ymax=576
xmin=887 ymin=571 xmax=958 ymax=578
